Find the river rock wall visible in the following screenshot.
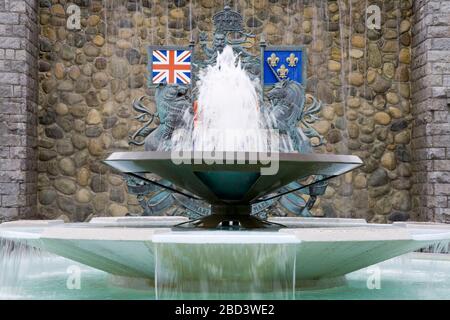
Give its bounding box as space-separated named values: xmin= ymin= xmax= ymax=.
xmin=36 ymin=0 xmax=414 ymax=223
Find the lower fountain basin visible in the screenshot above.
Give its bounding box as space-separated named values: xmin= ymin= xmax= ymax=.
xmin=1 ymin=217 xmax=449 ymax=294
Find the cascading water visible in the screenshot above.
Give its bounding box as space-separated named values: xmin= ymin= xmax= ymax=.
xmin=154 ymin=239 xmax=297 ymax=299
xmin=193 ymin=46 xmax=265 ymax=152
xmin=171 ymin=45 xmax=294 ymax=153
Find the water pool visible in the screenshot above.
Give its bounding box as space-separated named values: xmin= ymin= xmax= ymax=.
xmin=1 ymin=251 xmax=449 ymax=300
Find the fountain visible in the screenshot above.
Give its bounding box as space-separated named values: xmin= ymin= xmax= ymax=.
xmin=1 ymin=5 xmax=450 ymax=299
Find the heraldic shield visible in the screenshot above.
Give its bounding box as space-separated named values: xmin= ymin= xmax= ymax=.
xmin=148 ymin=46 xmax=192 ymax=85
xmin=261 ymin=46 xmax=306 ymax=86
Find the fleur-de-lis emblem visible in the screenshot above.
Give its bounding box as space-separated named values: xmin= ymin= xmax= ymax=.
xmin=277 ymin=64 xmax=289 ymax=79
xmin=267 ymin=53 xmax=279 ymax=67
xmin=286 ymin=53 xmax=298 ymax=67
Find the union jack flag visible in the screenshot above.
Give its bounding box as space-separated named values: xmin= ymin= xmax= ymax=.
xmin=151 ymin=49 xmax=191 ymax=85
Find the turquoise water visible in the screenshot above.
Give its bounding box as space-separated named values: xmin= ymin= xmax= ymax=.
xmin=1 ymin=252 xmax=450 ymax=300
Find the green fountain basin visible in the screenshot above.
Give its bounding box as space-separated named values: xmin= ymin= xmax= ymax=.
xmin=1 ymin=218 xmax=450 ymax=296
xmin=103 ymin=151 xmax=363 ymax=205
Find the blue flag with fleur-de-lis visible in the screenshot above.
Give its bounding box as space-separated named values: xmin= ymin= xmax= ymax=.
xmin=262 ymin=47 xmax=305 ymax=86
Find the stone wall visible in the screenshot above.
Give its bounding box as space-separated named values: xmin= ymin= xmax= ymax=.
xmin=34 ymin=0 xmax=416 ymax=222
xmin=411 ymin=0 xmax=450 ymax=222
xmin=0 ymin=0 xmax=39 ymax=222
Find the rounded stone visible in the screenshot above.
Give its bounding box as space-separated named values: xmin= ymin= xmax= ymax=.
xmin=351 ymin=35 xmax=365 ymax=48
xmin=102 ymin=101 xmax=116 ymax=116
xmin=58 ymin=157 xmax=76 ymax=176
xmin=69 ymin=103 xmax=88 ymax=119
xmin=399 ymin=84 xmax=410 ymax=98
xmin=61 ymin=45 xmax=75 ymax=61
xmin=82 ymin=64 xmax=93 ymax=77
xmin=370 ymin=75 xmax=392 ymax=93
xmin=45 ymin=125 xmax=64 ymax=139
xmin=392 ymin=191 xmax=411 ymax=211
xmin=85 ymin=91 xmax=100 ymax=107
xmin=354 ymin=174 xmax=367 ymax=189
xmin=39 ymin=150 xmax=57 ymax=161
xmin=374 ymin=112 xmax=392 ymax=125
xmin=388 ymin=211 xmax=410 ymax=222
xmin=73 ymin=150 xmax=89 ymax=168
xmin=39 ymin=138 xmax=54 ymax=149
xmin=90 ymin=175 xmax=108 ymax=193
xmin=128 ymin=75 xmax=144 ymax=89
xmin=87 ymin=15 xmax=100 ymax=26
xmin=395 ymin=66 xmax=410 ymax=82
xmin=313 ymin=120 xmax=330 ymax=135
xmin=327 ymin=129 xmax=342 ymax=144
xmin=103 ymin=116 xmax=118 ymax=129
xmin=394 ymin=131 xmax=411 ymax=144
xmin=398 ymin=163 xmax=412 ymax=177
xmin=302 ymin=20 xmax=311 ymax=33
xmin=392 ymin=179 xmax=412 ymax=190
xmin=111 ymin=123 xmax=129 ymax=139
xmin=117 ymin=39 xmax=132 ymax=49
xmin=349 ymin=73 xmax=364 ymax=86
xmin=368 ymin=168 xmax=389 ymax=187
xmin=109 ymin=175 xmax=124 ymax=186
xmin=54 ymin=178 xmax=77 ymax=195
xmin=400 ymin=20 xmax=411 ymax=33
xmin=55 ymin=103 xmax=69 ymax=116
xmin=86 ymin=109 xmax=102 ymax=125
xmin=83 ymin=43 xmax=100 ymax=57
xmin=71 ymin=134 xmax=88 ymax=149
xmin=93 ymin=35 xmax=105 ymax=47
xmin=108 ymin=204 xmax=128 ymax=217
xmin=110 ymin=187 xmax=125 ymax=203
xmin=68 ymin=66 xmax=81 ymax=80
xmin=126 ymin=48 xmax=141 ymax=65
xmin=92 ymin=72 xmax=109 ymax=89
xmin=93 ymin=193 xmax=108 ymax=212
xmin=56 ymin=140 xmax=74 ymax=156
xmin=367 ymin=70 xmax=377 ymax=84
xmin=347 ymin=97 xmax=361 ymax=108
xmin=381 ymin=152 xmax=397 ymax=170
xmin=399 ymin=48 xmax=411 ymax=64
xmin=368 ymin=44 xmax=382 ymax=68
xmin=95 ymin=57 xmax=107 ymax=70
xmin=86 ymin=126 xmax=103 ymax=138
xmin=77 ymin=168 xmax=90 ymax=186
xmin=383 ymin=29 xmax=398 ymax=40
xmin=54 ymin=63 xmax=65 ymax=79
xmin=88 ymin=138 xmax=105 ymax=156
xmin=109 ymin=58 xmax=129 ymax=79
xmin=386 ymin=92 xmax=399 ymax=105
xmin=168 ymin=8 xmax=184 ymax=19
xmin=263 ymin=23 xmax=278 ymax=35
xmin=374 ymin=198 xmax=392 ymax=215
xmin=373 ymin=95 xmax=386 ymax=110
xmin=350 ymin=49 xmax=364 ymax=59
xmin=39 ymin=60 xmax=51 ymax=72
xmin=383 ymin=63 xmax=395 ymax=79
xmin=39 ymin=189 xmax=57 ymax=205
xmin=347 ymin=123 xmax=359 ymax=139
xmin=76 ymin=188 xmax=92 ymax=203
xmin=322 ymin=106 xmax=335 ymax=120
xmin=328 ymin=60 xmax=341 ymax=72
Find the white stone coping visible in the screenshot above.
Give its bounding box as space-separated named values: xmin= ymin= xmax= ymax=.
xmin=1 ymin=218 xmax=450 ymax=244
xmin=0 ymin=220 xmax=64 ymax=228
xmin=41 ymin=227 xmax=171 ymax=241
xmin=152 ymin=231 xmax=301 ymax=244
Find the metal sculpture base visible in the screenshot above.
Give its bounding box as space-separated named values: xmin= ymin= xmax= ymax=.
xmin=175 ymin=213 xmax=284 ymax=230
